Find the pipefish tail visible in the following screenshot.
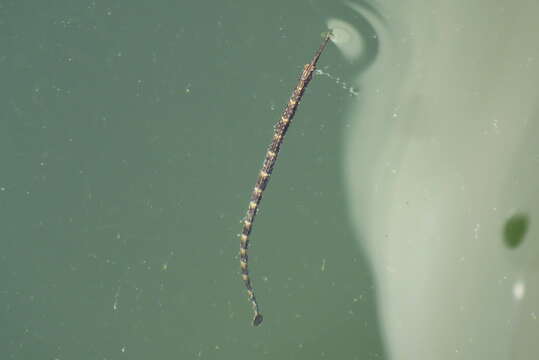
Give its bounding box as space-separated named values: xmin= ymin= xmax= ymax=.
xmin=239 ymin=31 xmax=333 ymax=327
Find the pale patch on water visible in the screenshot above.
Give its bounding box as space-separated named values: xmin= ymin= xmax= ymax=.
xmin=326 ymin=18 xmax=363 ymax=62
xmin=513 ymin=279 xmax=525 ymax=301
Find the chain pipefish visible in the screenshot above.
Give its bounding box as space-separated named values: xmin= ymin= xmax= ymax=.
xmin=239 ymin=31 xmax=333 ymax=327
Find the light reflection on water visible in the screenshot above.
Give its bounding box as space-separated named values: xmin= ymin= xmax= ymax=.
xmin=342 ymin=1 xmax=539 ymax=359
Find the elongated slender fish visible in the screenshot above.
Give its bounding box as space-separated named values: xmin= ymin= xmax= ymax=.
xmin=239 ymin=31 xmax=333 ymax=326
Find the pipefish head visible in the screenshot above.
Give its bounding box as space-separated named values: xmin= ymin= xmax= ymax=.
xmin=321 ymin=29 xmax=334 ymax=40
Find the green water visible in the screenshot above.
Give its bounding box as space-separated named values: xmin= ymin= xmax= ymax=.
xmin=0 ymin=1 xmax=383 ymax=359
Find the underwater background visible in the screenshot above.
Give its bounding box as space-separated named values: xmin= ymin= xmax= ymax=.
xmin=2 ymin=1 xmax=538 ymax=359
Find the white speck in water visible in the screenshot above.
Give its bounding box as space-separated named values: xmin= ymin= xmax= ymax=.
xmin=321 ymin=258 xmax=326 ymax=272
xmin=492 ymin=118 xmax=500 ymax=133
xmin=474 ymin=223 xmax=480 ymax=239
xmin=513 ymin=280 xmax=525 ymax=301
xmin=326 ymin=18 xmax=363 ymax=62
xmin=113 ymin=291 xmax=119 ymax=311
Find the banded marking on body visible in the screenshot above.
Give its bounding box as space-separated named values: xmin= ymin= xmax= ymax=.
xmin=239 ymin=31 xmax=333 ymax=326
